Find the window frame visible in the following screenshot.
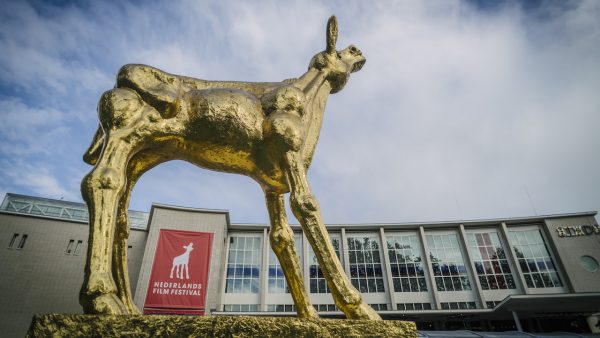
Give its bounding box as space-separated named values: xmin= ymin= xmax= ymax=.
xmin=224 ymin=233 xmax=263 ymax=294
xmin=506 ymin=224 xmax=566 ymax=292
xmin=346 ymin=232 xmax=387 ymax=294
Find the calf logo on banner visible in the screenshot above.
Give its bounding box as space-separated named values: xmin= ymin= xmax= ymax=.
xmin=144 ymin=229 xmax=213 ymax=315
xmin=170 ymin=242 xmax=193 ymax=279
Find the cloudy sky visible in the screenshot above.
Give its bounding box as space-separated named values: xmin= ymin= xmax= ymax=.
xmin=1 ymin=0 xmax=599 ymax=224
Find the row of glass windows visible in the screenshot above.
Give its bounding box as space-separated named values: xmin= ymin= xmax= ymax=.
xmin=397 ymin=302 xmax=433 ymax=311
xmin=7 ymin=233 xmax=28 ymax=249
xmin=440 ymin=302 xmax=477 ymax=310
xmin=486 ymin=301 xmax=502 ymax=309
xmin=223 ymin=304 xmax=260 ymax=312
xmin=224 ymin=227 xmax=562 ymax=295
xmin=223 ymin=304 xmax=340 ymax=313
xmin=223 ymin=301 xmax=496 ymax=312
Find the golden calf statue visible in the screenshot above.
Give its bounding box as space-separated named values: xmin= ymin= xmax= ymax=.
xmin=80 ymin=16 xmax=380 ymax=320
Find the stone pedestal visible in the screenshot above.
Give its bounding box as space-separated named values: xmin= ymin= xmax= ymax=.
xmin=27 ymin=314 xmax=417 ymax=337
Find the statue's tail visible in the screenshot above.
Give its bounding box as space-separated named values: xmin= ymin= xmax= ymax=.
xmin=83 ymin=124 xmax=104 ymax=165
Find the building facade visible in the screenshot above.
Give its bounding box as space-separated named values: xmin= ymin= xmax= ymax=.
xmin=1 ymin=193 xmax=599 ymax=337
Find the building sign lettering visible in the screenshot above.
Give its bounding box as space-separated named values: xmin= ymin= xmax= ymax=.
xmin=556 ymin=225 xmax=600 ymax=238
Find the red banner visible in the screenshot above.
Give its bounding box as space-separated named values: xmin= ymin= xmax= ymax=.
xmin=143 ymin=229 xmax=213 ymax=315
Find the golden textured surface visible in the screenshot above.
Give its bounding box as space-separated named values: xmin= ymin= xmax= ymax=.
xmin=27 ymin=314 xmax=417 ymax=338
xmin=81 ymin=16 xmax=381 ymax=320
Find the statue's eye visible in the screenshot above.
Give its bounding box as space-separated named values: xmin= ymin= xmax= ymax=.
xmin=349 ymin=46 xmax=361 ymax=55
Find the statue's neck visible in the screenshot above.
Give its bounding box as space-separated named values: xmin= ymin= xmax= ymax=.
xmin=293 ymin=68 xmax=328 ymax=98
xmin=291 ymin=68 xmax=332 ymax=167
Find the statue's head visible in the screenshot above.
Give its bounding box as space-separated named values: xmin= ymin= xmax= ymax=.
xmin=309 ymin=16 xmax=366 ymax=93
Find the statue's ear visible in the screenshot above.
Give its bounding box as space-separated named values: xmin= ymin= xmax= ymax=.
xmin=326 ymin=15 xmax=338 ymax=55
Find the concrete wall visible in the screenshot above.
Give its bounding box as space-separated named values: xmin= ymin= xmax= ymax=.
xmin=543 ymin=215 xmax=600 ymax=293
xmin=133 ymin=205 xmax=228 ymax=313
xmin=0 ymin=212 xmax=147 ymax=338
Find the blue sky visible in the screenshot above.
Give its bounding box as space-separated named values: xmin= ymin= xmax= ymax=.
xmin=1 ymin=0 xmax=599 ymax=224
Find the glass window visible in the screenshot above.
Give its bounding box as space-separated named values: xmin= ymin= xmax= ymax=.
xmin=426 ymin=233 xmax=472 ymax=291
xmin=17 ymin=234 xmax=28 ymax=249
xmin=369 ymin=303 xmax=388 ymax=311
xmin=441 ymin=301 xmax=476 ymax=309
xmin=8 ymin=233 xmax=19 ymax=248
xmin=225 ymin=235 xmax=262 ymax=294
xmin=223 ymin=304 xmax=259 ymax=312
xmin=387 ymin=233 xmax=427 ymax=292
xmin=66 ymin=239 xmax=75 ymax=254
xmin=509 ymin=228 xmax=562 ymax=288
xmin=467 ymin=231 xmax=516 ymax=290
xmin=268 ymin=234 xmax=302 ymax=293
xmin=347 ymin=234 xmax=386 ymax=293
xmin=74 ymin=240 xmax=83 ymax=255
xmin=397 ymin=302 xmax=432 ymax=310
xmin=580 ymin=255 xmax=599 ymax=273
xmin=313 ymin=304 xmax=339 ymax=311
xmin=308 ymin=234 xmax=342 ymax=293
xmin=266 ymin=304 xmax=296 ymax=312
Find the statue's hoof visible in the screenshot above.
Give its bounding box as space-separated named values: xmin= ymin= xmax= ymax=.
xmin=122 ymin=299 xmax=142 ymax=315
xmin=349 ymin=303 xmax=382 ymax=320
xmin=92 ymin=293 xmax=129 ymax=314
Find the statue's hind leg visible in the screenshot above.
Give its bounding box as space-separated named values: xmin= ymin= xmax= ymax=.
xmin=282 ymin=151 xmax=381 ymax=320
xmin=80 ymin=136 xmax=137 ymax=314
xmin=265 ymin=191 xmax=319 ymax=319
xmin=113 ymin=151 xmax=166 ymax=314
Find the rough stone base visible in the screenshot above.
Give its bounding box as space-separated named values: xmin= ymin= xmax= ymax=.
xmin=27 ymin=314 xmax=417 ymax=337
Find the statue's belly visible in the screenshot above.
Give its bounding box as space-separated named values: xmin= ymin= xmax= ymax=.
xmin=182 ymin=88 xmax=264 ymax=147
xmin=174 ymin=88 xmax=288 ymax=191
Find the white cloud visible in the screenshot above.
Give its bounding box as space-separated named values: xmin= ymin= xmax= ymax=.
xmin=0 ymin=99 xmax=70 ymax=156
xmin=0 ymin=159 xmax=77 ymax=200
xmin=0 ymin=0 xmax=599 ymax=224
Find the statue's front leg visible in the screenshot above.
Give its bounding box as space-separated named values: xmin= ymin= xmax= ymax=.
xmin=112 ymin=152 xmax=165 ymax=314
xmin=81 ymin=88 xmax=152 ymax=314
xmin=282 ymin=151 xmax=381 ymax=320
xmin=80 ymin=137 xmax=133 ymax=315
xmin=265 ymin=191 xmax=318 ymax=319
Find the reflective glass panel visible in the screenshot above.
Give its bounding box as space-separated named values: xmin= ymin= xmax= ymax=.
xmin=426 ymin=233 xmax=472 ymax=291
xmin=225 ymin=236 xmax=262 ymax=293
xmin=387 ymin=233 xmax=427 ymax=292
xmin=467 ymin=231 xmax=516 ymax=290
xmin=347 ymin=234 xmax=386 ymax=293
xmin=509 ymin=228 xmax=562 ymax=288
